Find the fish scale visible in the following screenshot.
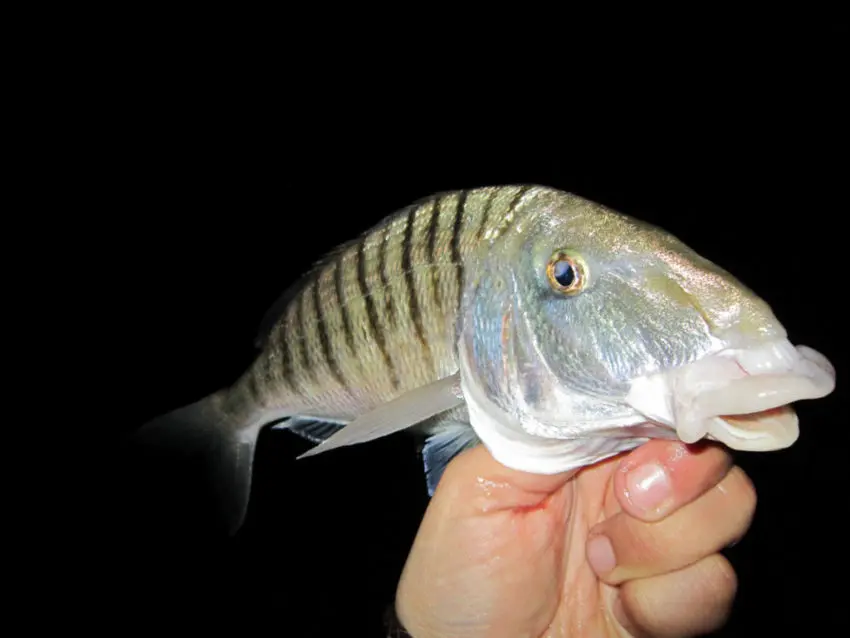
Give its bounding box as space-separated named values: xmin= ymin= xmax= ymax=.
xmin=232 ymin=185 xmax=534 ymax=421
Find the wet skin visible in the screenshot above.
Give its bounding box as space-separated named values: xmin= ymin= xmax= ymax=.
xmin=397 ymin=440 xmax=754 ymax=637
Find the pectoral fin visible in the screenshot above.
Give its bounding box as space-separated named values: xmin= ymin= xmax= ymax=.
xmin=421 ymin=423 xmax=481 ymax=495
xmin=297 ymin=373 xmax=465 ymax=459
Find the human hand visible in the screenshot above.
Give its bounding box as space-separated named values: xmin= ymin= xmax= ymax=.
xmin=395 ymin=440 xmax=755 ymax=637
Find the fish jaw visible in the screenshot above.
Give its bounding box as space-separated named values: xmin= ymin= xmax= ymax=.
xmin=625 ymin=340 xmax=836 ymax=451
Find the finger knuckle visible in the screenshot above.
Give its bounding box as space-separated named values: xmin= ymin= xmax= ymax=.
xmin=706 ymin=554 xmax=738 ymax=599
xmin=701 ymin=555 xmax=738 ymax=628
xmin=623 ymin=518 xmax=671 ymax=564
xmin=618 ymin=585 xmax=657 ymax=635
xmin=727 ymin=467 xmax=758 ymax=524
xmin=620 ymin=555 xmax=739 ymax=637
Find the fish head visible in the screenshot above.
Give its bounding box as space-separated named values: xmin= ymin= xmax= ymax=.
xmin=458 ymin=187 xmax=835 ymax=473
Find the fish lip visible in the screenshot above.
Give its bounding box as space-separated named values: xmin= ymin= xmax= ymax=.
xmin=625 ymin=339 xmax=836 ymax=450
xmin=707 ymin=406 xmax=799 ymax=452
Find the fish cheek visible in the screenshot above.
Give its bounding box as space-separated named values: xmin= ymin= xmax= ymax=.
xmin=609 ymin=281 xmax=717 ymax=378
xmin=520 ymin=291 xmax=602 ymax=394
xmin=537 ymin=280 xmax=660 ymax=392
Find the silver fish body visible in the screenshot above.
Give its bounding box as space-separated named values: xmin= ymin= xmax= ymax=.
xmin=135 ymin=185 xmax=836 ymax=534
xmin=237 ymin=186 xmax=533 ymax=423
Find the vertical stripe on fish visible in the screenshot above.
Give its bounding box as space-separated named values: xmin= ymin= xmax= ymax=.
xmin=242 ymin=186 xmax=539 ymax=417
xmin=357 ymin=230 xmax=399 ymax=391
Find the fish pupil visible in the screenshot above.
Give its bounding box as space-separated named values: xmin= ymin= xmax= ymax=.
xmin=553 ymin=260 xmax=575 ymax=287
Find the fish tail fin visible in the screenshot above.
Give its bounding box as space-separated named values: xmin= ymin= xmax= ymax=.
xmin=130 ymin=391 xmax=264 ymax=536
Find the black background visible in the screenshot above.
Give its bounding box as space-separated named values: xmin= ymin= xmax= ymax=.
xmin=69 ymin=14 xmax=847 ymax=637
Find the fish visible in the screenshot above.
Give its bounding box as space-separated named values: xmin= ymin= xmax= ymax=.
xmin=133 ymin=185 xmax=836 ymax=535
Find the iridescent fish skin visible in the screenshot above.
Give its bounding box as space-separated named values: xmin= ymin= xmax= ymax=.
xmin=464 ymin=189 xmax=781 ymax=403
xmin=453 ymin=188 xmax=832 ymax=473
xmin=134 ymin=185 xmax=835 ymax=534
xmin=236 ymin=187 xmax=534 ymax=422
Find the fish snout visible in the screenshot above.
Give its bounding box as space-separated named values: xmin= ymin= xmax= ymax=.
xmin=626 ymin=339 xmax=836 ymax=451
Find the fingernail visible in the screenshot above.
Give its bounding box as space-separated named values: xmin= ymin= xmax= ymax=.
xmin=587 ymin=535 xmax=616 ymax=575
xmin=626 ymin=462 xmax=672 ymax=515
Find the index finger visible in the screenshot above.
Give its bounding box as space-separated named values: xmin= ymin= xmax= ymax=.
xmin=610 ymin=440 xmax=734 ymax=522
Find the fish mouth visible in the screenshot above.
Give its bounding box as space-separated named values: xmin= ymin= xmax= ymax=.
xmin=625 ymin=341 xmax=836 ymax=451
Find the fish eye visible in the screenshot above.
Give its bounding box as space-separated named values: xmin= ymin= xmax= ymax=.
xmin=546 ymin=250 xmax=587 ymax=295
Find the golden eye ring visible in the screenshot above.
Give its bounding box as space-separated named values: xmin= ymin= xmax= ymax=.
xmin=546 ymin=250 xmax=587 ymax=295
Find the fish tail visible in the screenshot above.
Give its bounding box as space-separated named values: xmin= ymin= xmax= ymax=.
xmin=130 ymin=391 xmax=264 ymax=536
